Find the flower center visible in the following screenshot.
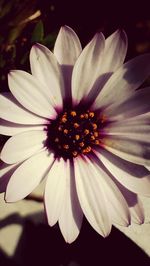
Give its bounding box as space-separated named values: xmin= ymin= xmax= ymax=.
xmin=46 ymin=110 xmax=103 ymax=159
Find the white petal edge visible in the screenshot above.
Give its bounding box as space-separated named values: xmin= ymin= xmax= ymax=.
xmin=102 ymin=29 xmax=128 ymax=72
xmin=72 ymin=32 xmax=105 ymax=105
xmin=104 ymin=87 xmax=150 ymax=120
xmin=30 ymin=43 xmax=64 ymax=107
xmin=130 ymin=198 xmax=144 ymax=224
xmin=101 ymin=136 xmax=150 ymax=166
xmin=8 ymin=70 xmax=57 ymax=119
xmin=145 ymin=165 xmax=150 ymax=171
xmin=0 ymin=119 xmax=44 ymax=136
xmin=5 ymin=150 xmax=54 ymax=202
xmin=87 ymin=156 xmax=130 ymax=226
xmin=103 ymin=172 xmax=145 ymax=224
xmin=93 ymin=54 xmax=150 ymax=110
xmin=1 ymin=130 xmax=47 ymax=164
xmin=58 ymin=160 xmax=83 ymax=243
xmin=0 ymin=161 xmax=20 ymax=193
xmin=44 ymin=158 xmax=66 ymax=226
xmin=0 ymin=93 xmax=46 ymax=124
xmin=95 ymin=148 xmax=150 ymax=196
xmin=74 ymin=157 xmax=112 ymax=237
xmin=0 ymin=161 xmax=19 ymax=179
xmin=54 ymin=25 xmax=82 ymax=65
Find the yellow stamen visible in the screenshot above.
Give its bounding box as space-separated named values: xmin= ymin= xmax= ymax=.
xmin=70 ymin=111 xmax=77 ymax=117
xmin=63 ymin=144 xmax=69 ymax=150
xmin=84 ymin=129 xmax=90 ymax=135
xmin=83 ymin=146 xmax=92 ymax=154
xmin=61 ymin=117 xmax=67 ymax=123
xmin=64 ymin=129 xmax=68 ymax=134
xmin=79 ymin=142 xmax=85 ymax=147
xmin=94 ymin=131 xmax=99 ymax=137
xmin=74 ymin=123 xmax=79 ymax=128
xmin=80 ymin=114 xmax=84 ymax=119
xmin=95 ymin=139 xmax=100 ymax=145
xmin=90 ymin=135 xmax=95 ymax=141
xmin=75 ymin=134 xmax=80 ymax=140
xmin=92 ymin=123 xmax=97 ymax=130
xmin=84 ymin=113 xmax=88 ymax=119
xmin=89 ymin=111 xmax=94 ymax=118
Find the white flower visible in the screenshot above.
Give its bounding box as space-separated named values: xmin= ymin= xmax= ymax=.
xmin=0 ymin=26 xmax=150 ymax=243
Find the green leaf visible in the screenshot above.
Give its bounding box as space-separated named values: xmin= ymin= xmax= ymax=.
xmin=42 ymin=33 xmax=57 ymax=48
xmin=31 ymin=20 xmax=44 ymax=43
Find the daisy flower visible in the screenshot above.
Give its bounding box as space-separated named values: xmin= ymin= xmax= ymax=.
xmin=0 ymin=26 xmax=150 ymax=243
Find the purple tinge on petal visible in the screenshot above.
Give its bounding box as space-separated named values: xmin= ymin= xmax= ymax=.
xmin=93 ymin=53 xmax=150 ymax=110
xmin=104 ymin=87 xmax=150 ymax=120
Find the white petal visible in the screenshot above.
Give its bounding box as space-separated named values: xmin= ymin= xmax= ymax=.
xmin=104 ymin=87 xmax=150 ymax=120
xmin=44 ymin=158 xmax=66 ymax=226
xmin=122 ymin=112 xmax=150 ymax=125
xmin=5 ymin=150 xmax=54 ymax=202
xmin=0 ymin=93 xmax=46 ymax=124
xmin=0 ymin=161 xmax=19 ymax=179
xmin=96 ymin=148 xmax=150 ymax=196
xmin=104 ymin=120 xmax=150 ymax=143
xmin=101 ymin=135 xmax=150 ymax=166
xmin=130 ymin=198 xmax=144 ymax=224
xmin=82 ymin=30 xmax=127 ymax=106
xmin=102 ymin=29 xmax=127 ymax=72
xmin=74 ymin=157 xmax=111 ymax=237
xmin=8 ymin=70 xmax=57 ymax=118
xmin=0 ymin=119 xmax=44 ymax=136
xmin=72 ymin=33 xmax=105 ymax=105
xmin=145 ymin=165 xmax=150 ymax=171
xmin=111 ymin=180 xmax=145 ymax=224
xmin=0 ymin=162 xmax=20 ymax=193
xmin=54 ymin=25 xmax=82 ymax=65
xmin=88 ymin=156 xmax=130 ymax=226
xmin=1 ymin=130 xmax=47 ymax=164
xmin=54 ymin=26 xmax=82 ymax=102
xmin=93 ymin=54 xmax=150 ymax=110
xmin=58 ymin=160 xmax=83 ymax=243
xmin=30 ymin=43 xmax=64 ymax=107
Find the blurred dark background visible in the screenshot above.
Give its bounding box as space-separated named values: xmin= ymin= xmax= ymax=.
xmin=0 ymin=0 xmax=150 ymax=265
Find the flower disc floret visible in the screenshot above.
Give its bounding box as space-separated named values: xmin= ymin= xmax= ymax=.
xmin=46 ymin=109 xmax=102 ymax=159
